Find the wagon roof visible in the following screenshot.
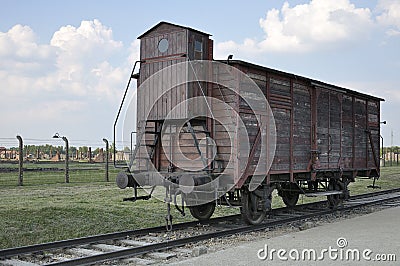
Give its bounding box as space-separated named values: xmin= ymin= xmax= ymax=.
xmin=138 ymin=21 xmax=211 ymax=39
xmin=220 ymin=59 xmax=385 ymax=102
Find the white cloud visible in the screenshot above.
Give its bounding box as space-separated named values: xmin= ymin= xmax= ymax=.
xmin=26 ymin=100 xmax=87 ymax=121
xmin=49 ymin=19 xmax=126 ymax=98
xmin=216 ymin=0 xmax=373 ymax=56
xmin=51 ymin=19 xmax=122 ymax=67
xmin=386 ymin=29 xmax=400 ymax=36
xmin=0 ymin=19 xmax=131 ymax=101
xmin=376 ymin=0 xmax=400 ymax=36
xmin=0 ymin=19 xmax=137 ymax=139
xmin=0 ymin=24 xmax=57 ymax=78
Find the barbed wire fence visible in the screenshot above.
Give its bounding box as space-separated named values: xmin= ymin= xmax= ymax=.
xmin=0 ymin=136 xmax=128 ymax=187
xmin=2 ymin=135 xmax=398 ymax=186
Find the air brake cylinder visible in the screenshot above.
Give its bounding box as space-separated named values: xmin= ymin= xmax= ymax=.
xmin=116 ymin=171 xmax=136 ymax=189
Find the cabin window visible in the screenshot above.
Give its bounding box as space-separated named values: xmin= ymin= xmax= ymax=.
xmin=158 ymin=38 xmax=169 ymax=53
xmin=194 ymin=40 xmax=203 ymax=59
xmin=195 ymin=40 xmax=203 ymax=52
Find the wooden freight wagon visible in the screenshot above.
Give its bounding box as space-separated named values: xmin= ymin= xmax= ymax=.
xmin=114 ymin=22 xmax=384 ymax=226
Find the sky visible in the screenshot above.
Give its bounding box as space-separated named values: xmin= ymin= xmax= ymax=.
xmin=0 ymin=0 xmax=399 ymax=148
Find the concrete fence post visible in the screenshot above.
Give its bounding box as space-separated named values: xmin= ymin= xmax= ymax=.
xmin=63 ymin=136 xmax=69 ymax=183
xmin=88 ymin=147 xmax=92 ymax=163
xmin=52 ymin=133 xmax=69 ymax=183
xmin=16 ymin=135 xmax=23 ymax=186
xmin=103 ymin=138 xmax=109 ymax=182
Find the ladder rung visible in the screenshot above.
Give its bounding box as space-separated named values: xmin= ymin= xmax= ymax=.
xmin=191 ymin=130 xmax=210 ymax=134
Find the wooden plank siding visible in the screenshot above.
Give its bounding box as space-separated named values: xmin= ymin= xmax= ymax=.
xmin=133 ymin=22 xmax=382 ymax=188
xmin=136 ymin=23 xmax=215 ymax=175
xmin=227 ymin=61 xmax=381 ymax=184
xmin=138 ymin=25 xmax=212 ymax=122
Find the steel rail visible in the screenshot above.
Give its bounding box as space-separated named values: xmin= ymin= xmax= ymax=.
xmin=0 ymin=214 xmax=240 ymax=259
xmin=48 ymin=189 xmax=400 ymax=266
xmin=1 ymin=188 xmax=399 ymax=263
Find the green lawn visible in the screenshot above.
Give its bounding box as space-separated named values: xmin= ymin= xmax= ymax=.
xmin=0 ymin=166 xmax=399 ymax=249
xmin=0 ymin=161 xmax=105 ymax=170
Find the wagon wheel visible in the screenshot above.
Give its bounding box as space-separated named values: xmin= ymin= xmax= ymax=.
xmin=327 ymin=180 xmax=343 ymax=209
xmin=241 ymin=189 xmax=266 ymax=225
xmin=280 ymin=183 xmax=300 ymax=207
xmin=189 ymin=202 xmax=215 ymax=221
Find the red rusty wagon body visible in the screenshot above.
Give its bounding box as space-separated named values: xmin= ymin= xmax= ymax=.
xmin=114 ymin=22 xmax=383 ymax=225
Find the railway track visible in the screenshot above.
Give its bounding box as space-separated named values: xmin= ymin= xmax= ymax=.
xmin=1 ymin=188 xmax=400 ymax=266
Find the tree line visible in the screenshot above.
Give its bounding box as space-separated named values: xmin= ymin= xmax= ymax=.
xmin=6 ymin=144 xmax=116 ymax=157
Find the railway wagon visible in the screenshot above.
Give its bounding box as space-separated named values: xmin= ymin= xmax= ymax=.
xmin=115 ymin=22 xmax=384 ymax=226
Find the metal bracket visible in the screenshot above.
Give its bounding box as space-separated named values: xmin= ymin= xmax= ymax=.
xmin=367 ymin=176 xmax=381 ymax=189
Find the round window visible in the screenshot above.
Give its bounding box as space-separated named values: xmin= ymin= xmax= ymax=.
xmin=158 ymin=38 xmax=169 ymax=53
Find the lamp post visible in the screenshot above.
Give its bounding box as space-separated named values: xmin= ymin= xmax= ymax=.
xmin=53 ymin=133 xmax=69 ymax=183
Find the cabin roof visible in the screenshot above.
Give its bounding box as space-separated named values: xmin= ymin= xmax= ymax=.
xmin=219 ymin=59 xmax=385 ymax=102
xmin=138 ymin=21 xmax=211 ymax=39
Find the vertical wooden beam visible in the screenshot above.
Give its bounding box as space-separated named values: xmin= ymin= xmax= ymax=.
xmin=378 ymin=101 xmax=382 ymax=171
xmin=352 ymin=97 xmax=355 ymax=168
xmin=266 ymin=71 xmax=271 ymax=185
xmin=207 ymin=40 xmax=214 ymax=171
xmin=339 ymin=94 xmax=343 ymax=169
xmin=311 ymin=88 xmax=318 ymax=151
xmin=310 ymin=86 xmax=318 ymax=180
xmin=309 ymin=86 xmax=314 ymax=165
xmin=366 ymin=100 xmax=369 ymax=168
xmin=328 ymin=92 xmax=331 ymax=168
xmin=289 ymin=79 xmax=294 ymax=183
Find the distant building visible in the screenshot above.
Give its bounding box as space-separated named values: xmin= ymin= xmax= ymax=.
xmin=0 ymin=148 xmax=18 ymax=160
xmin=50 ymin=151 xmax=61 ymax=161
xmin=94 ymin=148 xmax=105 ymax=163
xmin=0 ymin=147 xmax=6 ymax=159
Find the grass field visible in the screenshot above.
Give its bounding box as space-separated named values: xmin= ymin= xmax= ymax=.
xmin=1 ymin=166 xmax=400 ymax=249
xmin=0 ymin=161 xmax=105 ymax=171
